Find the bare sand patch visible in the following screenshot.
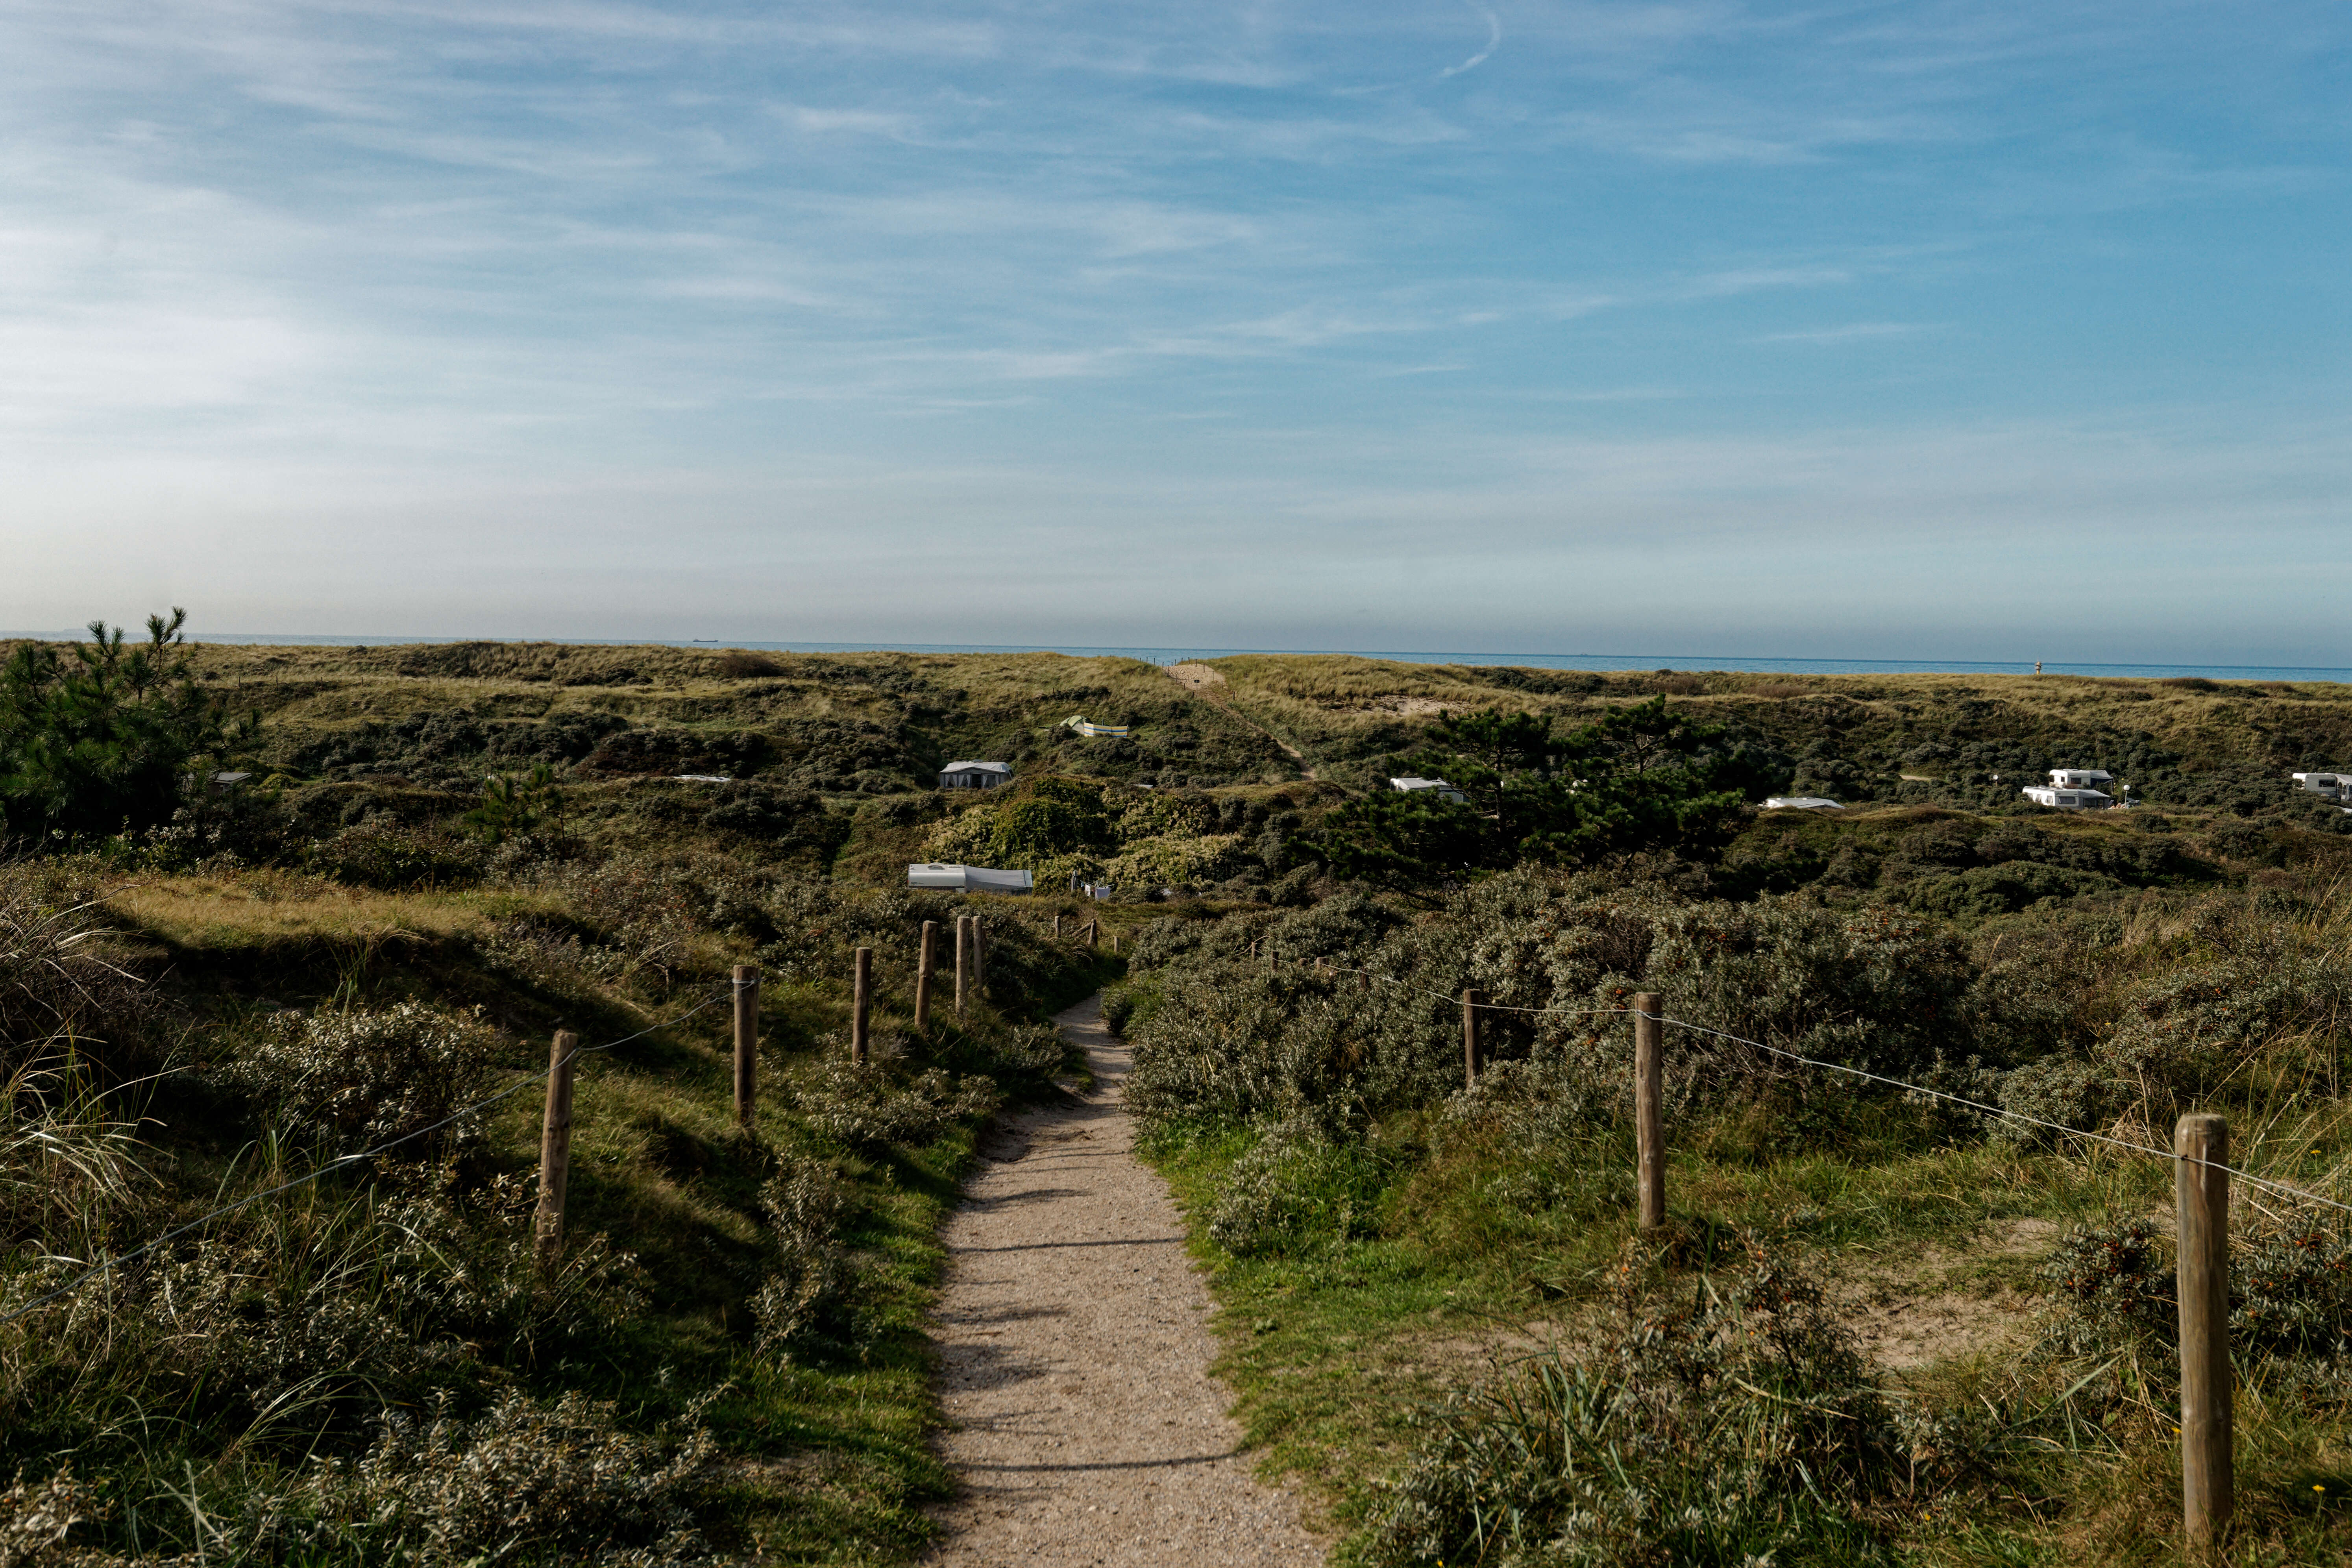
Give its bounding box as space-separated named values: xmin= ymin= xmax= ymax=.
xmin=1836 ymin=1217 xmax=2058 ymax=1370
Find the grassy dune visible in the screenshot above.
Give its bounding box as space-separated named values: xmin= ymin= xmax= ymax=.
xmin=11 ymin=639 xmax=2352 ymax=1565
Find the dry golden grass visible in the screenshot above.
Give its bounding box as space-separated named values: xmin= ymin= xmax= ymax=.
xmin=100 ymin=871 xmax=563 ymax=951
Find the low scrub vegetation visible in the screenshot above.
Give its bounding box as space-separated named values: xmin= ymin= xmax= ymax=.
xmin=13 ymin=626 xmax=2352 ymax=1564
xmin=0 ymin=782 xmax=1117 ymax=1564
xmin=1119 ymin=862 xmax=2352 ymax=1565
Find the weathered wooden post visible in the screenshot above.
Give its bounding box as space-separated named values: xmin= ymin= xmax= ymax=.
xmin=915 ymin=921 xmax=936 ymax=1032
xmin=2176 ymin=1111 xmax=2233 ymax=1551
xmin=1634 ymin=993 xmax=1665 ymax=1231
xmin=534 ymin=1029 xmax=577 ymax=1270
xmin=731 ymin=965 xmax=758 ymax=1126
xmin=851 ymin=947 xmax=872 ymax=1066
xmin=955 ymin=916 xmax=969 ymax=1017
xmin=1053 ymin=913 xmax=1063 ymax=939
xmin=1461 ymin=987 xmax=1481 ymax=1091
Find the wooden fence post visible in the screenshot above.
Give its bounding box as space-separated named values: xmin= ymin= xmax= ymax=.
xmin=2177 ymin=1111 xmax=2233 ymax=1551
xmin=852 ymin=947 xmax=872 ymax=1065
xmin=1461 ymin=987 xmax=1481 ymax=1091
xmin=731 ymin=965 xmax=758 ymax=1127
xmin=915 ymin=921 xmax=936 ymax=1032
xmin=1634 ymin=993 xmax=1665 ymax=1231
xmin=955 ymin=916 xmax=969 ymax=1017
xmin=1053 ymin=913 xmax=1063 ymax=939
xmin=534 ymin=1029 xmax=577 ymax=1270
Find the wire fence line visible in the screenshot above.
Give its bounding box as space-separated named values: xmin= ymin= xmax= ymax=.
xmin=1284 ymin=957 xmax=2352 ymax=1219
xmin=0 ymin=986 xmax=733 ymax=1329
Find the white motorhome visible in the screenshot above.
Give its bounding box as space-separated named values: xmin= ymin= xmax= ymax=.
xmin=1389 ymin=777 xmax=1467 ymax=803
xmin=2291 ymin=772 xmax=2352 ymax=803
xmin=2022 ymin=785 xmax=2114 ymax=811
xmin=905 ymin=864 xmax=1034 ymax=893
xmin=2048 ymin=768 xmax=2113 ymax=790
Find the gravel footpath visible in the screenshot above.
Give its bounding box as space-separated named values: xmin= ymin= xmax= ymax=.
xmin=923 ymin=994 xmax=1325 ymax=1566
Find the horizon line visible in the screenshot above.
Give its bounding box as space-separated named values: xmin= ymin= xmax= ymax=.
xmin=8 ymin=630 xmax=2352 ymax=679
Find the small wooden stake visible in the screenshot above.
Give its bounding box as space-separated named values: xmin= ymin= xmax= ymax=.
xmin=915 ymin=921 xmax=936 ymax=1032
xmin=852 ymin=947 xmax=872 ymax=1065
xmin=1053 ymin=913 xmax=1063 ymax=939
xmin=731 ymin=965 xmax=758 ymax=1126
xmin=955 ymin=916 xmax=969 ymax=1017
xmin=2176 ymin=1111 xmax=2233 ymax=1551
xmin=534 ymin=1029 xmax=577 ymax=1270
xmin=1634 ymin=993 xmax=1664 ymax=1231
xmin=1461 ymin=987 xmax=1481 ymax=1091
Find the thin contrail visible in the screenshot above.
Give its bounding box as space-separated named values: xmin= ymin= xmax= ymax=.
xmin=1439 ymin=1 xmax=1502 ymax=77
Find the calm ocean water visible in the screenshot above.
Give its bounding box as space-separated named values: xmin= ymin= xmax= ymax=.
xmin=13 ymin=632 xmax=2349 ymax=684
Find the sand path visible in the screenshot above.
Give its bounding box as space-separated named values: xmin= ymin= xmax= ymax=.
xmin=923 ymin=995 xmax=1324 ymax=1566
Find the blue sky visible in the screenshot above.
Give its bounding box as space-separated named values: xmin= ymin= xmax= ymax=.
xmin=2 ymin=1 xmax=2345 ymax=660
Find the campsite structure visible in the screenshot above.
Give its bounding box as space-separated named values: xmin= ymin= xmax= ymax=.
xmin=1388 ymin=776 xmax=1466 ymax=803
xmin=2023 ymin=767 xmax=2117 ymax=810
xmin=906 ymin=863 xmax=1034 ymax=893
xmin=938 ymin=761 xmax=1013 ymax=790
xmin=2291 ymin=771 xmax=2352 ymax=803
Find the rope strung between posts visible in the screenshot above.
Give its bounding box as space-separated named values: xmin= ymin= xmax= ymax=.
xmin=0 ymin=986 xmax=734 ymax=1329
xmin=1280 ymin=957 xmax=2352 ymax=1217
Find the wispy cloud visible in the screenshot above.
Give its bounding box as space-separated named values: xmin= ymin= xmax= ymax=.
xmin=1751 ymin=321 xmax=1932 ymax=344
xmin=1439 ymin=1 xmax=1502 ymax=78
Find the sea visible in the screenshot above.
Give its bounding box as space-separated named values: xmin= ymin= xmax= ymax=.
xmin=11 ymin=632 xmax=2349 ymax=684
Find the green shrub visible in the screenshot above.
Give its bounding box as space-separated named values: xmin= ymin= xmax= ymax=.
xmin=750 ymin=1153 xmax=851 ymax=1362
xmin=1124 ymin=873 xmax=1979 ymax=1130
xmin=305 ymin=815 xmax=485 ymax=890
xmin=2237 ymin=1227 xmax=2352 ymax=1358
xmin=0 ymin=1465 xmax=95 ymax=1566
xmin=1205 ymin=1117 xmax=1383 ymax=1257
xmin=0 ymin=611 xmax=242 ymax=842
xmin=782 ymin=1061 xmax=998 ymax=1152
xmin=283 ymin=1386 xmax=723 ymax=1566
xmin=2041 ymin=1219 xmax=2176 ymax=1353
xmin=1371 ymin=1246 xmax=1911 ymax=1567
xmin=233 ymin=1002 xmax=498 ymax=1160
xmin=975 ymin=1021 xmax=1068 ymax=1078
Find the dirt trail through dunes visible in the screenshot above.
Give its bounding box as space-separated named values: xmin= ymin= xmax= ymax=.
xmin=924 ymin=996 xmax=1325 ymax=1566
xmin=1163 ymin=664 xmax=1316 ymax=780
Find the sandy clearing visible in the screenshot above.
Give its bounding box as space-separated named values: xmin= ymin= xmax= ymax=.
xmin=1167 ymin=662 xmax=1227 ymax=692
xmin=924 ymin=996 xmax=1325 ymax=1567
xmin=1837 ymin=1217 xmax=2058 ymax=1370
